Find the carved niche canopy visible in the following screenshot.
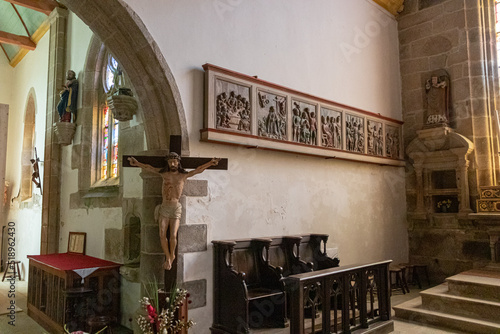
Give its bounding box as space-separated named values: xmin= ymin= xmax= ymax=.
xmin=202 ymin=64 xmax=404 ymax=167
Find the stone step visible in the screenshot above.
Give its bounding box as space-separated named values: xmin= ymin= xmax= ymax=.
xmin=420 ymin=283 xmax=500 ymax=323
xmin=393 ymin=297 xmax=500 ymax=334
xmin=446 ymin=271 xmax=500 ymax=302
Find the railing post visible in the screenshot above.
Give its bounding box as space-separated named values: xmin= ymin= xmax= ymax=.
xmin=342 ymin=273 xmax=351 ymax=333
xmin=286 ymin=278 xmax=304 ymax=334
xmin=322 ymin=277 xmax=331 ymax=332
xmin=360 ymin=270 xmax=368 ymax=328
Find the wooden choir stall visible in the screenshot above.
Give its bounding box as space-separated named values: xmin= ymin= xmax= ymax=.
xmin=27 ymin=233 xmax=120 ymax=333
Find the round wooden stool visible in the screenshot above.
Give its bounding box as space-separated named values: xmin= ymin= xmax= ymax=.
xmin=389 ymin=265 xmax=409 ymax=295
xmin=2 ymin=260 xmax=21 ymax=281
xmin=87 ymin=315 xmax=116 ymax=334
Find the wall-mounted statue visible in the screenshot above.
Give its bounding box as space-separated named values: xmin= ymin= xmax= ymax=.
xmin=57 ymin=70 xmax=79 ymax=122
xmin=128 ymin=153 xmax=220 ymax=270
xmin=424 ymin=71 xmax=450 ymax=127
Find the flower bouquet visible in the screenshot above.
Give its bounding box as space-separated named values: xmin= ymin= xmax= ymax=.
xmin=137 ymin=281 xmax=195 ymax=334
xmin=437 ymin=199 xmax=452 ymax=212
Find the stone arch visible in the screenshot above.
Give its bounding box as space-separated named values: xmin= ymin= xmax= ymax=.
xmin=20 ymin=89 xmax=36 ymax=201
xmin=64 ymin=0 xmax=189 ymax=155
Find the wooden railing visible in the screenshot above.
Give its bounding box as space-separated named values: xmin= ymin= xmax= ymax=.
xmin=283 ymin=260 xmax=392 ymax=334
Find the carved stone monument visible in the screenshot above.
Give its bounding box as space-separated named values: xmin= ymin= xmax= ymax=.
xmin=424 ymin=70 xmax=450 ymax=128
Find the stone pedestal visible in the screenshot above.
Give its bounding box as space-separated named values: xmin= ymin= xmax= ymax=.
xmin=107 ymin=94 xmax=138 ymax=122
xmin=53 ymin=122 xmax=76 ymax=146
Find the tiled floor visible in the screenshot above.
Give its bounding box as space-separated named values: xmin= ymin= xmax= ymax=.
xmin=0 ymin=277 xmax=466 ymax=334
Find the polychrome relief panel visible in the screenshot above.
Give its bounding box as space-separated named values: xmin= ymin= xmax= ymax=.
xmin=386 ymin=125 xmax=401 ymax=159
xmin=320 ymin=107 xmax=342 ymax=149
xmin=367 ymin=120 xmax=383 ymax=156
xmin=291 ymin=100 xmax=318 ymax=145
xmin=345 ymin=114 xmax=364 ymax=153
xmin=257 ymin=90 xmax=287 ymax=140
xmin=215 ymin=79 xmax=251 ymax=133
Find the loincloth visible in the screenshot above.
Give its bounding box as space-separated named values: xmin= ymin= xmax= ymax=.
xmin=155 ymin=202 xmax=182 ymax=221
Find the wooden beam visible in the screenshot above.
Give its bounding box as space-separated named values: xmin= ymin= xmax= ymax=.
xmin=3 ymin=0 xmax=59 ymax=15
xmin=0 ymin=30 xmax=35 ymax=50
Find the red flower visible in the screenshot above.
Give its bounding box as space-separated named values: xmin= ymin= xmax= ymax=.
xmin=146 ymin=304 xmax=157 ymax=323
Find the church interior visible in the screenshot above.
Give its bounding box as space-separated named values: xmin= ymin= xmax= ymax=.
xmin=1 ymin=0 xmax=500 ymax=333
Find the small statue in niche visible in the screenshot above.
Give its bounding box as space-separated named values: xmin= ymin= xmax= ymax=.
xmin=292 ymin=104 xmax=302 ymax=142
xmin=57 ymin=70 xmax=79 ymax=122
xmin=425 ymin=73 xmax=450 ymax=127
xmin=321 ymin=115 xmax=333 ymax=147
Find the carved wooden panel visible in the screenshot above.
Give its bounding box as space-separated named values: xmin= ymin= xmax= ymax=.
xmin=203 ymin=64 xmax=404 ymax=167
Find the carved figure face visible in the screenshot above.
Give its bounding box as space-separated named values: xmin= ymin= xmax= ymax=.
xmin=67 ymin=70 xmax=76 ymax=80
xmin=431 ymin=76 xmax=438 ymax=85
xmin=168 ymin=158 xmax=179 ymax=171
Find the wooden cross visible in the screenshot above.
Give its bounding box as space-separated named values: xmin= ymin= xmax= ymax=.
xmin=122 ymin=135 xmax=228 ymax=170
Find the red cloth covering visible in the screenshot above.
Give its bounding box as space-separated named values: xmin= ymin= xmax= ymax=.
xmin=27 ymin=253 xmax=119 ymax=271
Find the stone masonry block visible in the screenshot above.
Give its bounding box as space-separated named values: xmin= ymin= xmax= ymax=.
xmin=400 ymin=44 xmax=411 ymax=60
xmin=399 ymin=21 xmax=432 ymax=45
xmin=178 ymin=224 xmax=207 ymax=253
xmin=401 ymin=73 xmax=421 ymax=91
xmin=398 ymin=5 xmax=442 ymax=30
xmin=429 ymin=54 xmax=447 ymax=70
xmin=71 ymin=144 xmax=81 ymax=170
xmin=140 ymin=253 xmax=164 ymax=287
xmin=419 ymin=0 xmax=447 ymax=10
xmin=444 ymin=0 xmax=464 ymax=13
xmin=433 ymin=11 xmax=466 ymax=32
xmin=182 ymin=279 xmax=207 ymax=309
xmin=400 ymin=58 xmax=429 ymax=75
xmin=142 ymin=196 xmax=161 ymax=223
xmin=182 ymin=180 xmax=208 ymax=197
xmin=412 ymin=36 xmax=453 ymax=58
xmin=105 ymin=228 xmax=124 ymax=263
xmin=465 ymin=8 xmax=480 ymax=28
xmin=142 ymin=224 xmax=162 ymax=253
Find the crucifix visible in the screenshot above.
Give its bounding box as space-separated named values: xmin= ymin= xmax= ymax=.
xmin=123 ymin=135 xmax=228 ymax=271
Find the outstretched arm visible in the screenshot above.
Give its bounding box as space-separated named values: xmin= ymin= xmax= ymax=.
xmin=128 ymin=156 xmax=161 ymax=174
xmin=186 ymin=158 xmax=220 ymax=177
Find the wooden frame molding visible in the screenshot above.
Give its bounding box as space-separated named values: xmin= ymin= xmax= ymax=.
xmin=202 ymin=64 xmax=405 ymax=167
xmin=0 ymin=30 xmax=36 ymax=50
xmin=4 ymin=0 xmax=60 ymax=15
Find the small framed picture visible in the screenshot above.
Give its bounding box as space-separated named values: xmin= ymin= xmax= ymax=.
xmin=68 ymin=232 xmax=86 ymax=255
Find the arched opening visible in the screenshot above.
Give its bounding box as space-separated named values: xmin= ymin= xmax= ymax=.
xmin=64 ymin=0 xmax=189 ymax=154
xmin=20 ymin=91 xmax=36 ymax=201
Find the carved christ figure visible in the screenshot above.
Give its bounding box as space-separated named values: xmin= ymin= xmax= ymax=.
xmin=128 ymin=153 xmax=220 ymax=270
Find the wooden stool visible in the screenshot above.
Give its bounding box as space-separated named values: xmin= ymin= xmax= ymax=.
xmin=2 ymin=261 xmax=21 ymax=281
xmin=87 ymin=315 xmax=116 ymax=334
xmin=399 ymin=263 xmax=430 ymax=289
xmin=389 ymin=265 xmax=409 ymax=295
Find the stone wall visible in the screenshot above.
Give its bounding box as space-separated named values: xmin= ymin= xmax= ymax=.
xmin=399 ymin=0 xmax=499 ymax=281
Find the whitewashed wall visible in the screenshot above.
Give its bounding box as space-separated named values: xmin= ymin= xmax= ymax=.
xmin=121 ymin=0 xmax=407 ymax=331
xmin=3 ymin=33 xmax=49 ymax=278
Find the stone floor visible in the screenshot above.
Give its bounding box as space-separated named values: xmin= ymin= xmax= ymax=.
xmin=0 ymin=276 xmax=466 ymax=334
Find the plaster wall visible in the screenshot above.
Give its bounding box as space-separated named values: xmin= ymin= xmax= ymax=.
xmin=122 ymin=0 xmax=407 ymax=331
xmin=4 ymin=32 xmax=49 ymax=278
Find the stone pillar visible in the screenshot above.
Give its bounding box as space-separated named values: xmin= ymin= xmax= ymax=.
xmin=457 ymin=157 xmax=472 ymax=213
xmin=41 ymin=8 xmax=68 ymax=254
xmin=414 ymin=163 xmax=425 ymax=214
xmin=139 ymin=169 xmax=165 ymax=289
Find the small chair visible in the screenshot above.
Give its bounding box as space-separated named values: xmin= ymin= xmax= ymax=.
xmin=2 ymin=260 xmax=21 ymax=281
xmin=389 ymin=265 xmax=409 ymax=295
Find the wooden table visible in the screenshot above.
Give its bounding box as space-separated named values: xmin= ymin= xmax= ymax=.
xmin=27 ymin=253 xmax=121 ymax=334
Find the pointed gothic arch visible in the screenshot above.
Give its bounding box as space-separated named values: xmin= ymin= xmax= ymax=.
xmin=64 ymin=0 xmax=189 ymax=155
xmin=20 ymin=89 xmax=37 ymax=201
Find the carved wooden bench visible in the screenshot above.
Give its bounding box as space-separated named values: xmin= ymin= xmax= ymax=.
xmin=211 ymin=238 xmax=287 ymax=334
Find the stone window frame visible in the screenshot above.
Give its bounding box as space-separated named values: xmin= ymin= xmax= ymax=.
xmin=71 ymin=39 xmax=124 ymax=208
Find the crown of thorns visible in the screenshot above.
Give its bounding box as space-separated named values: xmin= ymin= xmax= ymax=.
xmin=166 ymin=152 xmax=181 ymax=161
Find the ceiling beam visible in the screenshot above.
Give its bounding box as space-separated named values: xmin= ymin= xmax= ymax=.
xmin=0 ymin=31 xmax=36 ymax=50
xmin=3 ymin=0 xmax=59 ymax=15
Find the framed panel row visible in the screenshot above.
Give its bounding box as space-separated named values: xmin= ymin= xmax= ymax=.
xmin=202 ymin=64 xmax=404 ymax=167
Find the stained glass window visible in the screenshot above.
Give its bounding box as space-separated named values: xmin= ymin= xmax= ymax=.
xmin=100 ymin=54 xmax=121 ymax=181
